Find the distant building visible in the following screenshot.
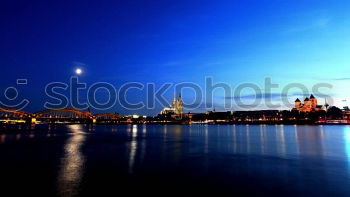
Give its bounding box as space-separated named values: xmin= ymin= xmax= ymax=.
xmin=160 ymin=93 xmax=183 ymax=116
xmin=293 ymin=94 xmax=328 ymax=112
xmin=233 ymin=110 xmax=282 ymax=121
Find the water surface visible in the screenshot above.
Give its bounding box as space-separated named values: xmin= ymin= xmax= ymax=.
xmin=1 ymin=124 xmax=350 ymax=196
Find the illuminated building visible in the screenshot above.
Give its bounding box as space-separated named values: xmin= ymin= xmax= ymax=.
xmin=293 ymin=94 xmax=328 ymax=112
xmin=160 ymin=93 xmax=183 ymax=116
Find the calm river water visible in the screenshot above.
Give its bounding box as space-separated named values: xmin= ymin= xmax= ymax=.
xmin=1 ymin=124 xmax=350 ymax=196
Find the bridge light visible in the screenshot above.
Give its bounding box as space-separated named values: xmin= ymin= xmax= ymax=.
xmin=31 ymin=118 xmax=37 ymax=124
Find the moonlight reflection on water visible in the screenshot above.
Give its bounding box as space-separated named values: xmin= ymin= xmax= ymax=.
xmin=57 ymin=125 xmax=86 ymax=197
xmin=2 ymin=124 xmax=350 ymax=196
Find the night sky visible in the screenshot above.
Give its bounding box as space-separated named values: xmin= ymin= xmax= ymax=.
xmin=1 ymin=0 xmax=350 ymax=115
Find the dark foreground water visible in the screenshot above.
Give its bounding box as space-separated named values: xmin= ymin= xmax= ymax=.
xmin=1 ymin=124 xmax=350 ymax=196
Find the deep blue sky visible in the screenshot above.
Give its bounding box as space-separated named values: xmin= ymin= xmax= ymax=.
xmin=1 ymin=0 xmax=350 ymax=115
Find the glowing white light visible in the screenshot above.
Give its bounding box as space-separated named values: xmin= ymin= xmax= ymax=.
xmin=75 ymin=68 xmax=82 ymax=75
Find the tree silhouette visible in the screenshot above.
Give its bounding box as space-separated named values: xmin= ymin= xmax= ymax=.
xmin=327 ymin=106 xmax=343 ymax=120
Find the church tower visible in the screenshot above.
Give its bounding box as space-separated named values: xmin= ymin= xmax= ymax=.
xmin=295 ymin=98 xmax=301 ymax=109
xmin=170 ymin=92 xmax=184 ymax=115
xmin=304 ymin=97 xmax=311 ymax=112
xmin=310 ymin=94 xmax=317 ymax=109
xmin=171 ymin=92 xmax=177 ymax=107
xmin=176 ymin=93 xmax=183 ymax=114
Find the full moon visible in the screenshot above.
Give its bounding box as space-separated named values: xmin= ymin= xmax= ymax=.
xmin=75 ymin=68 xmax=82 ymax=75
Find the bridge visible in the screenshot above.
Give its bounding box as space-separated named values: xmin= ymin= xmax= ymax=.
xmin=0 ymin=108 xmax=31 ymax=118
xmin=0 ymin=108 xmax=121 ymax=124
xmin=94 ymin=113 xmax=121 ymax=123
xmin=0 ymin=108 xmax=32 ymax=124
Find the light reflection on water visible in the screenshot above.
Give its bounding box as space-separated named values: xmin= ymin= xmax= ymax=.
xmin=0 ymin=134 xmax=6 ymax=143
xmin=343 ymin=126 xmax=350 ymax=172
xmin=57 ymin=125 xmax=86 ymax=197
xmin=2 ymin=125 xmax=349 ymax=162
xmin=118 ymin=125 xmax=350 ymax=178
xmin=70 ymin=125 xmax=350 ymax=172
xmin=128 ymin=125 xmax=138 ymax=174
xmin=204 ymin=125 xmax=209 ymax=153
xmin=3 ymin=124 xmax=350 ymax=196
xmin=140 ymin=125 xmax=147 ymax=163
